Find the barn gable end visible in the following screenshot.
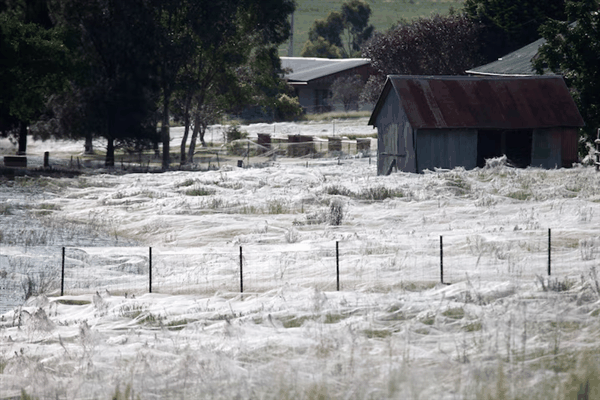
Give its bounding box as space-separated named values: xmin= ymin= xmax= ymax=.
xmin=374 ymin=81 xmax=416 ymax=174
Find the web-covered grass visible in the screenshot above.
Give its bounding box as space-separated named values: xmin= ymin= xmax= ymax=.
xmin=2 ymin=129 xmax=600 ymax=398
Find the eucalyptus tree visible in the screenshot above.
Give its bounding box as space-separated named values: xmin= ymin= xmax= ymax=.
xmin=534 ymin=0 xmax=600 ymax=147
xmin=302 ymin=0 xmax=373 ymax=58
xmin=171 ymin=0 xmax=295 ymax=166
xmin=50 ymin=0 xmax=160 ymax=166
xmin=464 ymin=0 xmax=567 ymax=62
xmin=0 ymin=0 xmax=70 ymax=155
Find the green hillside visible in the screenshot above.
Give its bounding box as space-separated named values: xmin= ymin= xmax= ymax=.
xmin=280 ymin=0 xmax=464 ymax=57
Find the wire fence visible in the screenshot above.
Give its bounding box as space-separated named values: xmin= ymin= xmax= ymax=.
xmin=1 ymin=229 xmax=599 ymax=313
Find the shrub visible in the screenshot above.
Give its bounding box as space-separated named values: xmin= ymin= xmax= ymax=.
xmin=356 ymin=186 xmax=403 ymax=201
xmin=275 ymin=94 xmax=303 ymax=121
xmin=328 ymin=199 xmax=345 ymax=225
xmin=225 ymin=125 xmax=248 ymax=143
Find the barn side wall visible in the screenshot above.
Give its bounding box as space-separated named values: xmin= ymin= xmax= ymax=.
xmin=376 ymin=90 xmax=416 ymax=174
xmin=416 ymin=129 xmax=477 ymax=172
xmin=531 ymin=128 xmax=562 ymax=168
xmin=560 ymin=128 xmax=578 ymax=167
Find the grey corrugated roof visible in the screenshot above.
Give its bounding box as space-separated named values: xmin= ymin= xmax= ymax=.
xmin=369 ymin=75 xmax=584 ymax=129
xmin=466 ymin=38 xmax=549 ymax=76
xmin=466 ymin=38 xmax=558 ymax=76
xmin=281 ymin=57 xmax=370 ymax=82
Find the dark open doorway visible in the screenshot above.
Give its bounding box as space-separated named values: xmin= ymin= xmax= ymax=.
xmin=477 ymin=130 xmax=532 ymax=168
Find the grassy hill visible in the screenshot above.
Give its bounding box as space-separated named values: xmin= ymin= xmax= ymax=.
xmin=280 ymin=0 xmax=465 ymax=57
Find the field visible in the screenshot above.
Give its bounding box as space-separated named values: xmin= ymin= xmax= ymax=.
xmin=280 ymin=0 xmax=464 ymax=57
xmin=1 ymin=118 xmax=600 ymax=399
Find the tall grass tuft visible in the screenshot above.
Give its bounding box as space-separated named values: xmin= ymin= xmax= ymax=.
xmin=328 ymin=199 xmax=345 ymax=225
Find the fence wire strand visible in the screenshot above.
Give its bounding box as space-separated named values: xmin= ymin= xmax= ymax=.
xmin=1 ymin=229 xmax=597 ymax=313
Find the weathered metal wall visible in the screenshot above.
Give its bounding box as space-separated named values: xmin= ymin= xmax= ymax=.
xmin=376 ymin=89 xmax=416 ymax=174
xmin=416 ymin=129 xmax=477 ymax=172
xmin=531 ymin=129 xmax=562 ymax=168
xmin=560 ymin=128 xmax=578 ymax=167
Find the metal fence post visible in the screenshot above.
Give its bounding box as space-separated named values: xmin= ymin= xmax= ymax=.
xmin=240 ymin=246 xmax=243 ymax=293
xmin=440 ymin=236 xmax=444 ymax=284
xmin=149 ymin=247 xmax=152 ymax=293
xmin=336 ymin=241 xmax=340 ymax=291
xmin=548 ymin=229 xmax=551 ymax=276
xmin=61 ymin=247 xmax=65 ymax=296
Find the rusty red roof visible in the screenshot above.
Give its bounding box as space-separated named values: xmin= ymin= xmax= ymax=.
xmin=368 ymin=75 xmax=585 ymax=129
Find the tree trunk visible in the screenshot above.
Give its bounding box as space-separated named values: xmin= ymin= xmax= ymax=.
xmin=106 ymin=108 xmax=116 ymax=167
xmin=17 ymin=121 xmax=27 ymax=155
xmin=161 ymin=90 xmax=171 ymax=170
xmin=106 ymin=137 xmax=115 ymax=167
xmin=199 ymin=123 xmax=207 ymax=147
xmin=153 ymin=139 xmax=160 ymax=157
xmin=179 ymin=97 xmax=192 ymax=165
xmin=84 ymin=132 xmax=94 ymax=154
xmin=188 ymin=114 xmax=201 ymax=164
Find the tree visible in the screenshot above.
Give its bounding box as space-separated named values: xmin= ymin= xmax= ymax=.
xmin=359 ymin=74 xmax=386 ymax=106
xmin=155 ymin=0 xmax=295 ymax=169
xmin=464 ymin=0 xmax=567 ymax=62
xmin=340 ymin=0 xmax=374 ymax=56
xmin=0 ymin=2 xmax=70 ymax=154
xmin=52 ymin=0 xmax=160 ymax=166
xmin=331 ymin=75 xmax=363 ymax=111
xmin=171 ymin=0 xmax=295 ymax=165
xmin=302 ymin=0 xmax=374 ymax=58
xmin=363 ymin=14 xmax=483 ymax=76
xmin=361 ymin=14 xmax=483 ymax=101
xmin=534 ymin=0 xmax=600 ymax=147
xmin=301 ymin=35 xmax=343 ymax=58
xmin=308 ymin=10 xmax=345 ymax=48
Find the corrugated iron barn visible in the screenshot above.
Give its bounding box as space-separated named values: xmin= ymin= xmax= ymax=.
xmin=368 ymin=75 xmax=585 ymax=175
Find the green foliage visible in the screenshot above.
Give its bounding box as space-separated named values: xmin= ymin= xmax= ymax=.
xmin=308 ymin=10 xmax=345 ymax=47
xmin=54 ymin=0 xmax=161 ymax=166
xmin=341 ymin=0 xmax=375 ymax=54
xmin=174 ymin=4 xmax=295 ymax=165
xmin=301 ymin=35 xmax=342 ymax=58
xmin=464 ymin=0 xmax=567 ymax=62
xmin=184 ymin=186 xmax=216 ymax=196
xmin=363 ymin=14 xmax=484 ymax=76
xmin=275 ymin=93 xmax=304 ymax=121
xmin=534 ymin=0 xmax=600 ymax=148
xmin=302 ymin=0 xmax=374 ymax=58
xmin=0 ymin=10 xmax=70 ymax=152
xmin=356 ymin=186 xmax=403 ymax=201
xmin=225 ymin=125 xmax=248 ymax=143
xmin=283 ymin=0 xmax=465 ymax=57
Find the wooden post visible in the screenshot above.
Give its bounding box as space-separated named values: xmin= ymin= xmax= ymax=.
xmin=239 ymin=246 xmax=243 ymax=293
xmin=336 ymin=241 xmax=340 ymax=291
xmin=61 ymin=247 xmax=65 ymax=296
xmin=149 ymin=247 xmax=152 ymax=293
xmin=43 ymin=152 xmax=49 ymax=168
xmin=440 ymin=236 xmax=444 ymax=284
xmin=548 ymin=229 xmax=551 ymax=276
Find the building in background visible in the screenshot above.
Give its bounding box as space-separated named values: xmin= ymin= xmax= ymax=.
xmin=466 ymin=38 xmax=551 ymax=77
xmin=281 ymin=57 xmax=372 ymax=113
